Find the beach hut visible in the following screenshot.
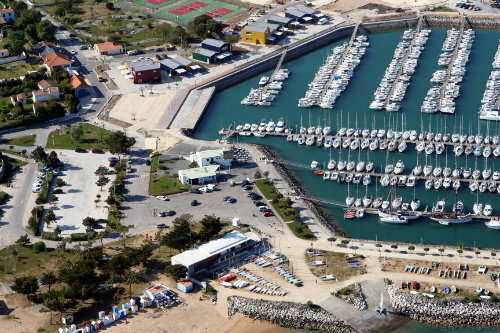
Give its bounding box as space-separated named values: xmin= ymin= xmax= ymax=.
xmin=177 ymin=281 xmax=194 ymax=293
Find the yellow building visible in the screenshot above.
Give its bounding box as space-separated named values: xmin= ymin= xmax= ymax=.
xmin=242 ymin=25 xmax=272 ymax=45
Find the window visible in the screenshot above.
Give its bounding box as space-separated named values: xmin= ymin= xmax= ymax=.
xmin=246 ymin=32 xmax=252 ymax=35
xmin=138 ymin=72 xmax=142 ymax=75
xmin=246 ymin=38 xmax=252 ymax=41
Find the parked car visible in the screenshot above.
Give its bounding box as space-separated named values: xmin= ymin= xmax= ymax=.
xmin=69 ymin=33 xmax=76 ymax=37
xmin=41 ymin=166 xmax=51 ymax=172
xmin=243 ymin=185 xmax=253 ymax=190
xmin=159 ymin=210 xmax=175 ymax=217
xmin=156 ymin=195 xmax=169 ymax=201
xmin=75 ymin=147 xmax=87 ymax=153
xmin=223 ymin=195 xmax=231 ymax=201
xmin=53 ymin=188 xmax=63 ymax=194
xmin=109 ymin=161 xmax=117 ymax=167
xmin=145 ymin=159 xmax=151 ymax=166
xmin=155 ymin=54 xmax=162 ymax=60
xmin=263 ymin=211 xmax=274 ymax=217
xmin=164 ymin=44 xmax=176 ymax=51
xmin=70 ymin=50 xmax=77 ymax=55
xmin=79 ymin=45 xmax=88 ymax=50
xmin=200 ymin=186 xmax=212 ymax=193
xmin=254 ymin=201 xmax=265 ymax=206
xmin=259 ymin=206 xmax=270 ymax=212
xmin=92 ymin=148 xmax=104 ymax=154
xmin=227 ymin=197 xmax=236 ymax=203
xmin=127 ymin=50 xmax=138 ymax=56
xmin=155 ymin=47 xmax=164 ymax=52
xmin=191 ymin=199 xmax=199 ymax=206
xmin=156 ymin=223 xmax=168 ymax=228
xmin=32 ymin=187 xmax=41 ymax=193
xmin=149 ymin=150 xmax=159 ymax=158
xmin=38 ymin=172 xmax=47 ymax=178
xmin=189 ymin=188 xmax=201 ymax=194
xmin=161 ymin=54 xmax=168 ymax=60
xmin=108 ymin=156 xmax=118 ymax=162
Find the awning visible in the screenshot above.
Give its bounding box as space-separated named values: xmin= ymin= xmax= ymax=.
xmin=116 ymin=65 xmax=127 ymax=70
xmin=190 ymin=65 xmax=201 ymax=70
xmin=216 ymin=54 xmax=226 ymax=60
xmin=266 ymin=36 xmax=277 ymax=41
xmin=314 ymin=13 xmax=324 ymax=18
xmin=175 ymin=68 xmax=187 ymax=74
xmin=302 ymin=17 xmax=313 ymax=21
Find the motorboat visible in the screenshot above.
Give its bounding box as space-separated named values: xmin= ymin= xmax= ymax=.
xmin=423 ymin=165 xmax=433 ymax=177
xmin=485 ymin=216 xmax=500 ymax=229
xmin=385 ymin=164 xmax=394 ymax=174
xmin=394 ymin=160 xmax=405 ymax=174
xmin=275 ymin=118 xmax=286 ymax=133
xmin=259 ymin=76 xmax=270 ymax=85
xmin=378 ymin=211 xmax=408 ymax=224
xmin=473 ymin=202 xmax=483 ymax=215
xmin=310 ymin=161 xmax=319 ymax=169
xmin=484 ymin=204 xmax=493 ymax=216
xmin=411 ymin=198 xmax=421 ymax=211
xmin=432 ymin=200 xmax=446 ymax=213
xmin=413 ymin=165 xmax=422 ymax=176
xmin=363 ymin=195 xmax=373 ymax=207
xmin=327 ymin=160 xmax=337 ymax=170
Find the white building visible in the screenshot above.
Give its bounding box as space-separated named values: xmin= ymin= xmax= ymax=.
xmin=178 ymin=165 xmax=219 ymax=185
xmin=188 ymin=148 xmax=233 ymax=168
xmin=171 ymin=231 xmax=258 ymax=275
xmin=32 ymin=87 xmax=59 ymax=103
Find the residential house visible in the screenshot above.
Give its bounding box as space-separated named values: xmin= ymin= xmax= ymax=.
xmin=127 ymin=60 xmax=161 ymax=84
xmin=94 ymin=42 xmax=123 ymax=56
xmin=69 ymin=74 xmax=89 ymax=97
xmin=42 ymin=52 xmax=72 ymax=69
xmin=0 ymin=49 xmax=9 ymax=58
xmin=0 ymin=8 xmax=16 ymax=23
xmin=10 ymin=93 xmax=28 ymax=105
xmin=178 ymin=165 xmax=219 ymax=185
xmin=32 ymin=87 xmax=59 ymax=103
xmin=38 ymin=79 xmax=58 ymax=90
xmin=188 ymin=148 xmax=234 ymax=167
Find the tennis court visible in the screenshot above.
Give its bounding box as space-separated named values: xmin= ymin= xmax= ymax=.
xmin=134 ymin=0 xmax=181 ymax=9
xmin=168 ymin=1 xmax=209 ymax=15
xmin=156 ymin=0 xmax=245 ymax=24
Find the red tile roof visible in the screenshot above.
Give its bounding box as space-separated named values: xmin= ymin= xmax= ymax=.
xmin=95 ymin=42 xmax=123 ymax=53
xmin=0 ymin=9 xmax=14 ymax=14
xmin=42 ymin=52 xmax=71 ymax=67
xmin=69 ymin=74 xmax=88 ymax=90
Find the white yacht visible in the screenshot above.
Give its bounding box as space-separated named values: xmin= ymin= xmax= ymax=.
xmin=275 ymin=118 xmax=286 ymax=133
xmin=485 ymin=216 xmax=500 ymax=229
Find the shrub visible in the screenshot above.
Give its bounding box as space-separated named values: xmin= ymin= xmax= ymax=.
xmin=32 ymin=241 xmax=46 ymax=252
xmin=70 ymin=232 xmax=96 ymax=241
xmin=41 ymin=232 xmax=62 ymax=241
xmin=0 ymin=191 xmax=8 ymax=204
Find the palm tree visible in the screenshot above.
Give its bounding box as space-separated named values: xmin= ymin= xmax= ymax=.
xmin=423 ymin=247 xmax=430 ymax=256
xmin=124 ymin=270 xmax=139 ymax=299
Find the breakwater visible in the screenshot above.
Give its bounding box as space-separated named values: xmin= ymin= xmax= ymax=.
xmin=344 ymin=283 xmax=368 ymax=311
xmin=387 ymin=283 xmax=500 ymax=327
xmin=227 ymin=296 xmax=359 ymax=333
xmin=257 ymin=144 xmax=347 ymax=237
xmin=423 ymin=13 xmax=500 ymax=29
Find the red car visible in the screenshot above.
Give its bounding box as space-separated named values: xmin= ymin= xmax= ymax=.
xmin=92 ymin=148 xmax=104 ymax=154
xmin=263 ymin=211 xmax=274 ymax=217
xmin=109 ymin=161 xmax=117 ymax=167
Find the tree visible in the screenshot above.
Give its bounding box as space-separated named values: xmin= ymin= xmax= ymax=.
xmin=41 ymin=272 xmax=58 ymax=291
xmin=12 ymin=275 xmax=39 ymax=300
xmin=408 ymin=245 xmax=415 ymax=254
xmin=36 ymin=20 xmax=57 ymax=42
xmin=165 ymin=264 xmax=187 ymax=282
xmin=32 ymin=146 xmax=47 ymax=163
xmin=327 ymin=237 xmax=336 ymax=245
xmin=104 ymin=131 xmax=136 ymax=156
xmin=95 ymin=165 xmax=109 ymax=177
xmin=56 ymin=178 xmax=66 ymax=187
xmin=54 ymin=6 xmax=66 ymax=17
xmin=58 ymin=259 xmax=99 ymax=301
xmin=492 ymin=252 xmax=497 ymax=259
xmin=391 ymin=244 xmax=398 ymax=251
xmin=70 ymin=126 xmax=84 ymax=141
xmin=457 ymin=242 xmax=464 ymax=250
xmin=15 ymin=234 xmax=31 ymax=247
xmin=457 ymin=249 xmax=463 ymax=257
xmin=124 ymin=270 xmax=138 ymax=298
xmin=105 ymin=254 xmax=132 ymax=281
xmin=65 ymin=94 xmax=78 ymax=113
xmin=438 ymin=248 xmax=445 ymax=256
xmin=44 ymin=210 xmax=57 ymax=227
xmin=49 ymin=194 xmax=59 ymax=205
xmin=82 ymin=217 xmax=98 ymax=232
xmin=188 ymin=15 xmax=222 ymax=38
xmin=254 ymin=170 xmax=262 ymax=179
xmin=375 ymin=243 xmax=382 ymax=253
xmin=225 ymin=34 xmax=238 ymax=49
xmin=162 ymin=216 xmax=192 ymax=250
xmin=475 ymin=251 xmax=481 ymax=258
xmin=42 ymin=289 xmax=76 ymax=324
xmin=423 ymin=247 xmax=430 ymax=255
xmin=7 ymin=39 xmax=25 ymax=56
xmin=263 ymin=171 xmax=270 ymax=178
xmin=96 ymin=175 xmax=110 ymax=190
xmin=106 ymin=2 xmax=114 ymax=10
xmin=198 ymin=215 xmax=221 ymax=242
xmin=47 ymin=151 xmax=60 ymax=167
xmin=340 ymin=240 xmax=350 ymax=246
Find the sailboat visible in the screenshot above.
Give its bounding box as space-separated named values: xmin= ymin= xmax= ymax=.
xmin=378 ymin=186 xmax=408 ymax=224
xmin=376 ymin=291 xmax=385 ymax=314
xmin=430 ymin=191 xmax=472 ymax=225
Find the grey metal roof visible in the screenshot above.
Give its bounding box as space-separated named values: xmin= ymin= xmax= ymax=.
xmin=295 ymin=5 xmax=320 ymax=15
xmin=161 ymin=59 xmax=183 ymax=69
xmin=172 ymin=55 xmax=195 ymax=67
xmin=267 ymin=15 xmax=293 ymax=24
xmin=194 ymin=48 xmax=218 ymax=57
xmin=243 ymin=24 xmax=269 ymax=33
xmin=285 ymin=9 xmax=307 ymax=18
xmin=202 ymin=38 xmax=227 ymax=48
xmin=129 ymin=60 xmax=159 ymax=72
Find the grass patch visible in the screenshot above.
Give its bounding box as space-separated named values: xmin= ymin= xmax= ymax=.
xmin=310 ymin=250 xmax=366 ymax=281
xmin=431 ymin=6 xmax=456 ymax=12
xmin=0 ymin=149 xmax=29 ymax=159
xmin=0 ymin=244 xmax=72 ymax=282
xmin=287 ymin=221 xmax=316 ymax=240
xmin=254 ymin=179 xmax=280 ymax=200
xmin=0 ymin=60 xmax=42 ymax=81
xmin=1 ymin=135 xmax=36 ymax=147
xmin=45 ymin=123 xmax=113 ymax=150
xmin=149 ymin=174 xmax=191 ymax=195
xmin=333 ymin=284 xmax=360 ymax=298
xmin=254 ymin=179 xmax=301 ymax=222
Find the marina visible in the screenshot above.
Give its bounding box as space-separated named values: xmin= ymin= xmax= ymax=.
xmin=197 ymin=27 xmax=500 ymax=248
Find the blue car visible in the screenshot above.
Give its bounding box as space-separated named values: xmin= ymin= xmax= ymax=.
xmin=41 ymin=166 xmax=51 ymax=172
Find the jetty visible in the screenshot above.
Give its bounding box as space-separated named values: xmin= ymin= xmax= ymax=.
xmin=259 ymin=47 xmax=288 ymax=102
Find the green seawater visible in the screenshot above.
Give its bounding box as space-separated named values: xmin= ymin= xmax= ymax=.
xmin=196 ymin=28 xmax=500 ymax=249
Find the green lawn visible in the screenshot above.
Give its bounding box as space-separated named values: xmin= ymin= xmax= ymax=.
xmin=149 ymin=174 xmax=190 ymax=195
xmin=2 ymin=135 xmax=36 ymax=147
xmin=0 ymin=60 xmax=42 ymax=81
xmin=254 ymin=179 xmax=280 ymax=200
xmin=0 ymin=245 xmax=70 ymax=282
xmin=254 ymin=179 xmax=299 ymax=222
xmin=432 ymin=6 xmax=456 ymax=12
xmin=45 ymin=123 xmax=114 ymax=150
xmin=0 ymin=149 xmax=28 ymax=159
xmin=287 ymin=221 xmax=316 ymax=240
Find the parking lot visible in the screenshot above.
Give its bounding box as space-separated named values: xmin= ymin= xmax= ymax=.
xmin=46 ymin=150 xmax=113 ymax=235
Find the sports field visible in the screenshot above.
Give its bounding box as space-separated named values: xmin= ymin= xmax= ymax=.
xmin=155 ymin=0 xmax=245 ymax=24
xmin=133 ymin=0 xmax=182 ymax=10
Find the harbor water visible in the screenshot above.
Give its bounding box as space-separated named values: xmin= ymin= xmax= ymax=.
xmin=195 ymin=27 xmax=500 ymax=249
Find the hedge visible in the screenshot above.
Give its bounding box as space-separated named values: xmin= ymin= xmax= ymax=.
xmin=41 ymin=231 xmax=62 ymax=241
xmin=70 ymin=231 xmax=97 ymax=241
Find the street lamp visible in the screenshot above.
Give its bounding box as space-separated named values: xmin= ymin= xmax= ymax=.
xmin=156 ymin=137 xmax=160 ymax=150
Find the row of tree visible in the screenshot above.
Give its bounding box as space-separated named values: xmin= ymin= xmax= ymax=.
xmin=162 ymin=214 xmax=222 ymax=251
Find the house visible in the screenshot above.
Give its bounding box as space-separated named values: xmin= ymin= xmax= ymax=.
xmin=32 ymin=87 xmax=59 ymax=103
xmin=69 ymin=74 xmax=89 ymax=97
xmin=171 ymin=231 xmax=259 ymax=275
xmin=38 ymin=79 xmax=58 ymax=90
xmin=285 ymin=8 xmax=312 ymax=23
xmin=143 ymin=284 xmax=175 ymax=301
xmin=10 ymin=93 xmax=28 ymax=105
xmin=242 ymin=24 xmax=272 ymax=45
xmin=33 ymin=41 xmax=59 ymax=57
xmin=201 ymin=38 xmax=230 ymax=53
xmin=178 ymin=165 xmax=219 ymax=185
xmin=177 ymin=281 xmax=193 ymax=293
xmin=188 ymin=148 xmax=234 ymax=167
xmin=0 ymin=49 xmax=9 ymax=58
xmin=267 ymin=15 xmax=295 ymax=28
xmin=160 ymin=56 xmax=200 ymax=76
xmin=42 ymin=52 xmax=72 ymax=69
xmin=0 ymin=8 xmax=16 ymax=23
xmin=127 ymin=60 xmax=161 ymax=84
xmin=192 ymin=48 xmax=218 ymax=64
xmin=94 ymin=42 xmax=123 ymax=56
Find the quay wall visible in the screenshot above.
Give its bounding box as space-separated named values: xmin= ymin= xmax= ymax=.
xmin=422 ymin=13 xmax=500 ymax=29
xmin=227 ymin=296 xmax=359 ymax=333
xmin=387 ymin=283 xmax=500 ymax=327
